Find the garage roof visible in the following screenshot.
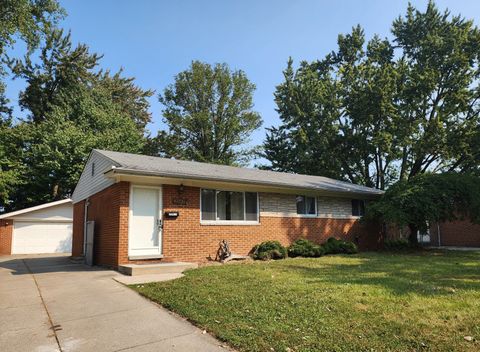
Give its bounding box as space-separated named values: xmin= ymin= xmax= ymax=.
xmin=0 ymin=199 xmax=72 ymax=220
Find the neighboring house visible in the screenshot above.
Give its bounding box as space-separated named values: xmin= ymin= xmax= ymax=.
xmin=425 ymin=221 xmax=480 ymax=248
xmin=71 ymin=149 xmax=384 ymax=268
xmin=0 ymin=199 xmax=73 ymax=255
xmin=388 ymin=221 xmax=480 ymax=248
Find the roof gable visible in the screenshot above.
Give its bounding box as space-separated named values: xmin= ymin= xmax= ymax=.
xmin=71 ymin=150 xmax=118 ymax=203
xmin=0 ymin=199 xmax=72 ymax=220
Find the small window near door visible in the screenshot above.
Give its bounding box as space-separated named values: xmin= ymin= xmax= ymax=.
xmin=296 ymin=195 xmax=316 ymax=215
xmin=351 ymin=199 xmax=365 ymax=216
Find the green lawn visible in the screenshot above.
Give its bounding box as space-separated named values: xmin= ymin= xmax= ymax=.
xmin=132 ymin=251 xmax=480 ymax=352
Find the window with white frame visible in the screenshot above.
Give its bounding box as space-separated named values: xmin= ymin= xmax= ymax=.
xmin=296 ymin=195 xmax=316 ymax=215
xmin=201 ymin=189 xmax=259 ymax=222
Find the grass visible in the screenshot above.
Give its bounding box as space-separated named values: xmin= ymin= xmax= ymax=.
xmin=132 ymin=250 xmax=480 ymax=352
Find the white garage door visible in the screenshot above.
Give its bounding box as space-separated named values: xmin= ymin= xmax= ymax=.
xmin=12 ymin=221 xmax=72 ymax=254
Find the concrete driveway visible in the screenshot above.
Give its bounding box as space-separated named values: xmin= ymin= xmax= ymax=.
xmin=0 ymin=254 xmax=227 ymax=352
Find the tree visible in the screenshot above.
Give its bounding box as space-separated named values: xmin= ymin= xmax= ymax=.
xmin=153 ymin=61 xmax=262 ymax=165
xmin=0 ymin=0 xmax=64 ymax=208
xmin=6 ymin=30 xmax=152 ymax=210
xmin=262 ymin=58 xmax=344 ymax=179
xmin=11 ymin=29 xmax=101 ymax=123
xmin=366 ymin=173 xmax=480 ymax=245
xmin=0 ymin=0 xmax=64 ymax=57
xmin=0 ymin=116 xmax=24 ymax=206
xmin=263 ymin=1 xmax=480 ymax=189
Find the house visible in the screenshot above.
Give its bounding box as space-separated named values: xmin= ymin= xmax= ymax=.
xmin=433 ymin=221 xmax=480 ymax=247
xmin=0 ymin=199 xmax=73 ymax=255
xmin=422 ymin=221 xmax=480 ymax=248
xmin=71 ymin=149 xmax=384 ymax=268
xmin=387 ymin=221 xmax=480 ymax=248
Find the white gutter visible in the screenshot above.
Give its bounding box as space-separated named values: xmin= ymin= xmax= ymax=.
xmin=0 ymin=199 xmax=72 ymax=220
xmin=104 ymin=167 xmax=384 ymax=199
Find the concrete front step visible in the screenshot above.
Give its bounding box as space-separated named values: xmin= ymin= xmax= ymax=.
xmin=118 ymin=262 xmax=198 ymax=276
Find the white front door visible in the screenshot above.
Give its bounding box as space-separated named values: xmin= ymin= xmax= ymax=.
xmin=129 ymin=185 xmax=162 ymax=257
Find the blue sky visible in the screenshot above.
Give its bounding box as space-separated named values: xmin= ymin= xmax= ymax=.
xmin=6 ymin=0 xmax=480 ymax=158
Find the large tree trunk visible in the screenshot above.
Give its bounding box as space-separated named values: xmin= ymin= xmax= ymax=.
xmin=408 ymin=224 xmax=419 ymax=246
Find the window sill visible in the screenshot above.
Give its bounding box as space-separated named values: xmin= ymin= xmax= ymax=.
xmin=200 ymin=220 xmax=260 ymax=226
xmin=128 ymin=254 xmax=164 ymax=260
xmin=317 ymin=214 xmax=362 ymax=220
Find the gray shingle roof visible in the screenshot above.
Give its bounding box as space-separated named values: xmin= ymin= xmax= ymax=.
xmin=96 ymin=149 xmax=383 ymax=197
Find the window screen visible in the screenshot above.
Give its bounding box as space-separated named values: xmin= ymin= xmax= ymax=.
xmin=201 ymin=189 xmax=258 ymax=222
xmin=296 ymin=195 xmax=316 ymax=215
xmin=217 ymin=191 xmax=244 ymax=220
xmin=245 ymin=192 xmax=258 ymax=221
xmin=201 ymin=189 xmax=216 ymax=220
xmin=351 ymin=199 xmax=365 ymax=216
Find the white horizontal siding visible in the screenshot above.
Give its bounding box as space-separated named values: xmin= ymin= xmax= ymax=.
xmin=11 ymin=203 xmax=72 ymax=222
xmin=71 ymin=151 xmax=117 ymax=203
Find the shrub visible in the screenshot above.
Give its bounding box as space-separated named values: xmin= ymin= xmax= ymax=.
xmin=384 ymin=238 xmax=410 ymax=250
xmin=288 ymin=239 xmax=325 ymax=258
xmin=252 ymin=241 xmax=287 ymax=260
xmin=322 ymin=237 xmax=358 ymax=254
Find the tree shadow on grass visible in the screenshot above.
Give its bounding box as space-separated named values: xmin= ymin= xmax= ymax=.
xmin=274 ymin=250 xmax=480 ymax=296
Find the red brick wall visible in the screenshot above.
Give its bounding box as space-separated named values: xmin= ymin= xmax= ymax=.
xmin=430 ymin=220 xmax=480 ymax=247
xmin=75 ymin=183 xmax=382 ymax=267
xmin=162 ymin=185 xmax=382 ymax=262
xmin=72 ymin=201 xmax=85 ymax=257
xmin=0 ymin=219 xmax=13 ymax=255
xmin=88 ymin=182 xmax=129 ymax=267
xmin=71 ymin=182 xmax=129 ymax=268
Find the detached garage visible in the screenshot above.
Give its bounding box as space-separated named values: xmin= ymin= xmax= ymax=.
xmin=0 ymin=199 xmax=73 ymax=255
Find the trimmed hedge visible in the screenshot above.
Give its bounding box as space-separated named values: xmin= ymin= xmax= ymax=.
xmin=252 ymin=241 xmax=287 ymax=260
xmin=251 ymin=237 xmax=358 ymax=261
xmin=288 ymin=239 xmax=325 ymax=258
xmin=322 ymin=237 xmax=358 ymax=254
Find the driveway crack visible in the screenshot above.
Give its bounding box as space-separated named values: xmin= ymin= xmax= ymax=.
xmin=23 ymin=259 xmax=63 ymax=352
xmin=112 ymin=331 xmax=197 ymax=352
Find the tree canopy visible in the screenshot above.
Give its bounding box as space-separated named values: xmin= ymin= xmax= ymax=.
xmin=152 ymin=61 xmax=262 ymax=166
xmin=366 ymin=173 xmax=480 ymax=244
xmin=0 ymin=0 xmax=64 ymax=206
xmin=3 ymin=29 xmax=153 ymax=210
xmin=263 ymin=1 xmax=480 ymax=189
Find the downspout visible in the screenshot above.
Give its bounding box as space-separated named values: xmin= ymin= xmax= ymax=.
xmin=83 ymin=198 xmax=90 ymax=255
xmin=437 ymin=222 xmax=441 ymax=247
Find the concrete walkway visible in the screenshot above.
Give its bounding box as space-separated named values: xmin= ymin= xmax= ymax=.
xmin=0 ymin=254 xmax=228 ymax=352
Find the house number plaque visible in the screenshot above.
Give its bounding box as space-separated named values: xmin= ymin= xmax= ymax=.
xmin=172 ymin=197 xmax=188 ymax=206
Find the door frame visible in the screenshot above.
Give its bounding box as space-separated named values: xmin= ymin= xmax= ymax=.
xmin=128 ymin=184 xmax=163 ymax=258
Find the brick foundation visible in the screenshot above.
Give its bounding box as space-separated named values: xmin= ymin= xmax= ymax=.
xmin=72 ymin=183 xmax=383 ymax=267
xmin=0 ymin=219 xmax=13 ymax=255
